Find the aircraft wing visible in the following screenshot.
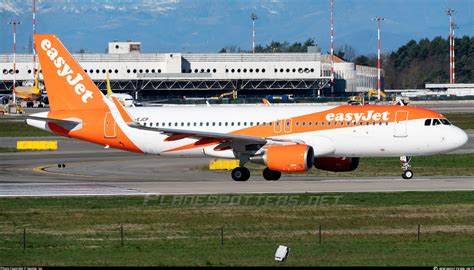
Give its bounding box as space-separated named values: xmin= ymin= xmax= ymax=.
xmin=127 ymin=122 xmax=304 ymax=146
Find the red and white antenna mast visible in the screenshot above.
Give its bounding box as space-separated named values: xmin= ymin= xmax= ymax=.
xmin=452 ymin=23 xmax=459 ymax=84
xmin=447 ymin=8 xmax=455 ymax=84
xmin=372 ymin=16 xmax=384 ymax=101
xmin=33 ymin=0 xmax=37 ymax=76
xmin=251 ymin=13 xmax=258 ymax=54
xmin=330 ymin=0 xmax=334 ymax=99
xmin=8 ymin=20 xmax=21 ymax=107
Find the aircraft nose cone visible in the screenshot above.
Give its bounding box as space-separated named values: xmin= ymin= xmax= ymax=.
xmin=451 ymin=127 xmax=468 ymax=149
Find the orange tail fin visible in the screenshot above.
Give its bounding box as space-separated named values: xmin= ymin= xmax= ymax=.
xmin=34 ymin=34 xmax=107 ymax=111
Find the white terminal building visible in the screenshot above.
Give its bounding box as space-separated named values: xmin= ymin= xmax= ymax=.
xmin=0 ymin=41 xmax=380 ymax=100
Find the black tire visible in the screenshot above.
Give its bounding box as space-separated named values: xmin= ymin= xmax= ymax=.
xmin=231 ymin=167 xmax=250 ymax=181
xmin=402 ymin=170 xmax=413 ymax=180
xmin=263 ymin=167 xmax=282 ymax=181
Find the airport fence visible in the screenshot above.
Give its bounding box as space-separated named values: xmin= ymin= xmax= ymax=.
xmin=1 ymin=223 xmax=434 ymax=251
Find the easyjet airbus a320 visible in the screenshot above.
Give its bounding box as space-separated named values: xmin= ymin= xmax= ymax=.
xmin=26 ymin=34 xmax=468 ymax=181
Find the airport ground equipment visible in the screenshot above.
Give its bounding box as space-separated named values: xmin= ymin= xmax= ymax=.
xmin=17 ymin=140 xmax=57 ymax=150
xmin=274 ymin=245 xmax=289 ymax=262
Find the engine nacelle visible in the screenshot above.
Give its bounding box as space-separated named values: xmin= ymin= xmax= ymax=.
xmin=314 ymin=157 xmax=360 ymax=172
xmin=250 ymin=144 xmax=314 ymax=172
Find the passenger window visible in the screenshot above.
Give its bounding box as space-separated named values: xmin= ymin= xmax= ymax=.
xmin=231 ymin=122 xmax=234 ymax=126
xmin=440 ymin=119 xmax=451 ymax=125
xmin=162 ymin=122 xmax=165 ymax=126
xmin=308 ymin=122 xmax=312 ymax=126
xmin=181 ymin=122 xmax=184 ymax=126
xmin=225 ymin=122 xmax=228 ymax=126
xmin=212 ymin=122 xmax=215 ymax=126
xmin=328 ymin=122 xmax=331 ymax=126
xmin=175 ymin=123 xmax=178 ymax=127
xmin=244 ymin=122 xmax=247 ymax=126
xmin=168 ymin=122 xmax=172 ymax=127
xmin=219 ymin=122 xmax=222 ymax=126
xmin=262 ymin=122 xmax=266 ymax=126
xmin=156 ymin=122 xmax=159 ymax=127
xmin=269 ymin=122 xmax=273 ymax=126
xmin=250 ymin=122 xmax=253 ymax=126
xmin=206 ymin=122 xmax=209 ymax=126
xmin=321 ymin=122 xmax=325 ymax=126
xmin=200 ymin=122 xmax=203 ymax=126
xmin=334 ymin=122 xmax=337 ymax=126
xmin=295 ymin=122 xmax=299 ymax=126
xmin=432 ymin=119 xmax=441 ymax=126
xmin=237 ymin=122 xmax=241 ymax=126
xmin=302 ymin=122 xmax=306 ymax=126
xmin=424 ymin=119 xmax=431 ymax=126
xmin=315 ymin=122 xmax=318 ymax=126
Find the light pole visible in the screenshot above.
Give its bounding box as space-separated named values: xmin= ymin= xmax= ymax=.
xmin=372 ymin=16 xmax=384 ymax=101
xmin=452 ymin=23 xmax=458 ymax=84
xmin=33 ymin=0 xmax=37 ymax=76
xmin=330 ymin=0 xmax=334 ymax=100
xmin=447 ymin=9 xmax=455 ymax=84
xmin=251 ymin=13 xmax=258 ymax=53
xmin=9 ymin=20 xmax=21 ymax=107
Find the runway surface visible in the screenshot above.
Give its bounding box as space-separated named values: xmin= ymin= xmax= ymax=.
xmin=1 ymin=138 xmax=473 ymax=197
xmin=1 ymin=102 xmax=473 ymax=197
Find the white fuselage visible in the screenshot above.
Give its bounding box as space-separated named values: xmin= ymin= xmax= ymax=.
xmin=116 ymin=104 xmax=467 ymax=158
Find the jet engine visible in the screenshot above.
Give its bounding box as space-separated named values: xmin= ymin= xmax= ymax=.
xmin=250 ymin=144 xmax=314 ymax=172
xmin=314 ymin=157 xmax=360 ymax=172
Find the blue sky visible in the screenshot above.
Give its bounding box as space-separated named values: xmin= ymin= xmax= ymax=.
xmin=0 ymin=0 xmax=473 ymax=55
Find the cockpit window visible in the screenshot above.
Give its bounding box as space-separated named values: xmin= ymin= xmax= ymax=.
xmin=424 ymin=119 xmax=431 ymax=126
xmin=440 ymin=119 xmax=452 ymax=125
xmin=432 ymin=119 xmax=441 ymax=126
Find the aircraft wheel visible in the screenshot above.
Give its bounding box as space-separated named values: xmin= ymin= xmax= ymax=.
xmin=231 ymin=167 xmax=250 ymax=181
xmin=263 ymin=167 xmax=282 ymax=181
xmin=402 ymin=170 xmax=413 ymax=180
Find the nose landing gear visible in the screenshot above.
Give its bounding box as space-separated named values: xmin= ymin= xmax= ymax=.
xmin=400 ymin=156 xmax=413 ymax=179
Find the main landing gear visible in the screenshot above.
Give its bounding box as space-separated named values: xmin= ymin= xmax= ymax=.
xmin=263 ymin=167 xmax=281 ymax=181
xmin=400 ymin=156 xmax=413 ymax=180
xmin=230 ymin=167 xmax=282 ymax=181
xmin=231 ymin=167 xmax=250 ymax=181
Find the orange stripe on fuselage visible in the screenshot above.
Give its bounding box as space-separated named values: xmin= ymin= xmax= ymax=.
xmin=163 ymin=105 xmax=444 ymax=153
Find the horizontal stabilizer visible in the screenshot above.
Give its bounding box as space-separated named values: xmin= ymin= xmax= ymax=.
xmin=26 ymin=115 xmax=81 ymax=125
